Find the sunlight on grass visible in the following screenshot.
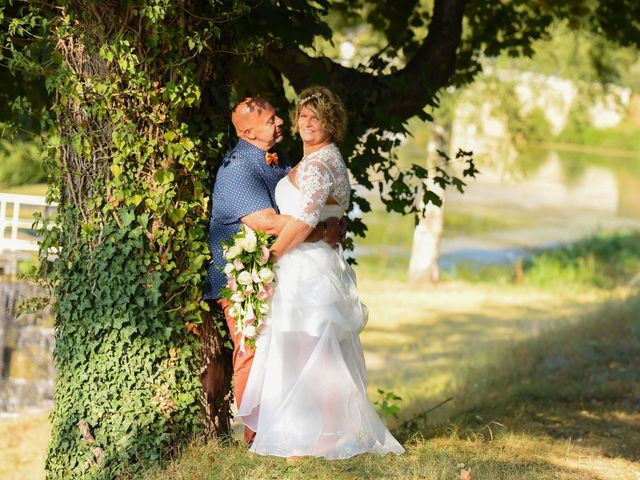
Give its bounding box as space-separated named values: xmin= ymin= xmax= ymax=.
xmin=0 ymin=413 xmax=50 ymax=480
xmin=2 ymin=250 xmax=638 ymax=479
xmin=137 ymin=291 xmax=639 ymax=479
xmin=355 ymin=277 xmax=614 ymax=410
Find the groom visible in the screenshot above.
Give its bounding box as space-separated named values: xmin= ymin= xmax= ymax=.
xmin=203 ymin=97 xmax=342 ymax=443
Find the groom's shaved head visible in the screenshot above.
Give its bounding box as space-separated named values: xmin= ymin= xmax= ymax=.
xmin=230 ymin=96 xmax=283 ymax=150
xmin=231 ymin=97 xmax=270 ymax=135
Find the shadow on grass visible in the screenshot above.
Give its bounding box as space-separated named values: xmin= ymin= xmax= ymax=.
xmin=362 ymin=294 xmax=593 ymax=388
xmin=396 ymin=294 xmax=640 ymax=463
xmin=141 ymin=293 xmax=639 ymax=480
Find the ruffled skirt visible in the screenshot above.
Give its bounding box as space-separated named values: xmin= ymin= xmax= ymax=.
xmin=236 ymin=242 xmax=404 ymax=459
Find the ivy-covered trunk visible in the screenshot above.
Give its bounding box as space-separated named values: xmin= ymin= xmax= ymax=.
xmin=40 ymin=3 xmax=234 ymax=478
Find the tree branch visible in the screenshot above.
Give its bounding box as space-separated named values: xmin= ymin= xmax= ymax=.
xmin=264 ymin=0 xmax=466 ymax=128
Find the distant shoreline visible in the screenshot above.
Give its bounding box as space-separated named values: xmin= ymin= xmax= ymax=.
xmin=532 ymin=141 xmax=640 ymax=159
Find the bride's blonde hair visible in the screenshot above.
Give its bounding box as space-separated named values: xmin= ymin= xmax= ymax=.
xmin=291 ymin=86 xmax=348 ymax=144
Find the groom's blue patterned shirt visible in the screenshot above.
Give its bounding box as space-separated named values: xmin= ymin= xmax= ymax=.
xmin=204 ymin=139 xmax=290 ymax=300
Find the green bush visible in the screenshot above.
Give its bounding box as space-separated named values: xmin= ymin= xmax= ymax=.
xmin=523 ymin=231 xmax=640 ymax=288
xmin=0 ymin=140 xmax=46 ymax=187
xmin=445 ymin=231 xmax=640 ymax=289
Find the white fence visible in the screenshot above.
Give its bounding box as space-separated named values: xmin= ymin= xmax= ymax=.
xmin=0 ymin=193 xmax=57 ymax=255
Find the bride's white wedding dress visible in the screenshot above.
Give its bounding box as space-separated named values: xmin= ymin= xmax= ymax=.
xmin=236 ymin=143 xmax=404 ymax=459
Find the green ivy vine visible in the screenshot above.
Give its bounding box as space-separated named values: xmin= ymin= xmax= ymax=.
xmin=1 ymin=1 xmax=254 ymax=477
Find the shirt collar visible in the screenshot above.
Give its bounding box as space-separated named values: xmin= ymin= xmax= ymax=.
xmin=236 ymin=138 xmax=268 ymax=158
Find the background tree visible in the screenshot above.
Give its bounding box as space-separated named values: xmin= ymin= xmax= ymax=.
xmin=1 ymin=0 xmax=639 ymax=477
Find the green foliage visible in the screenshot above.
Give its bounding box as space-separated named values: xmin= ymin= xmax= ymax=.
xmin=47 ymin=220 xmax=203 ymax=479
xmin=0 ymin=139 xmax=46 ymax=186
xmin=522 ymin=231 xmax=640 ymax=289
xmin=374 ymin=388 xmax=403 ymax=419
xmin=468 ymin=77 xmax=555 ymax=150
xmin=447 ymin=231 xmax=640 ymax=289
xmin=446 ymin=293 xmax=640 ymax=436
xmin=1 ymin=0 xmax=639 ymax=477
xmin=555 ymin=122 xmax=640 ymax=155
xmin=495 ymin=21 xmax=640 ymax=90
xmin=1 ymin=1 xmax=239 ymax=477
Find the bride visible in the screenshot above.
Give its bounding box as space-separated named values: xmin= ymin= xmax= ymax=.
xmin=236 ymin=86 xmax=404 ymax=459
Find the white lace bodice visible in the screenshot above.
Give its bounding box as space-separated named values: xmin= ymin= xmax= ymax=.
xmin=275 ymin=143 xmax=350 ymax=227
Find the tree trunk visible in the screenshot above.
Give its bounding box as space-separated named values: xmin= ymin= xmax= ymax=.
xmin=408 ymin=124 xmax=451 ymax=283
xmin=200 ymin=306 xmax=233 ymax=436
xmin=43 ymin=5 xmax=234 ymax=477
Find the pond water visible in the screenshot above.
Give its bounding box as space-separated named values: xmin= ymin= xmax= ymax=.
xmin=354 ymin=148 xmax=640 ymax=271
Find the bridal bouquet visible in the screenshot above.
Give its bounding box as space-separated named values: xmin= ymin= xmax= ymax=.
xmin=219 ymin=225 xmax=276 ymax=352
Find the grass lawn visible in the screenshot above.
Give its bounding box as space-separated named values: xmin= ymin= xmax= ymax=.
xmin=1 ymin=236 xmax=638 ymax=479
xmin=136 ymin=286 xmax=639 ymax=480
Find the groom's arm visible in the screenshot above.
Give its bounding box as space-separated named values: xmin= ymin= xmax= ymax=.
xmin=241 ymin=208 xmax=337 ymax=243
xmin=241 ymin=208 xmax=289 ymax=236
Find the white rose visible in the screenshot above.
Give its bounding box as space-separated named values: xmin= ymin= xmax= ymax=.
xmin=243 ymin=230 xmax=257 ymax=253
xmin=230 ymin=291 xmax=245 ymax=303
xmin=258 ymin=268 xmax=275 ymax=284
xmin=226 ymin=245 xmax=242 ymax=259
xmin=223 ymin=263 xmax=235 ymax=275
xmin=243 ymin=325 xmax=257 ymax=338
xmin=237 ymin=271 xmax=253 ymax=286
xmin=251 ymin=269 xmax=261 ymax=283
xmin=259 ymin=303 xmax=270 ymax=315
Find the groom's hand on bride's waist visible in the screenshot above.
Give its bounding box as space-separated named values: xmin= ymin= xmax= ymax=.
xmin=241 ymin=209 xmax=345 ymax=248
xmin=318 ymin=217 xmax=345 ymax=249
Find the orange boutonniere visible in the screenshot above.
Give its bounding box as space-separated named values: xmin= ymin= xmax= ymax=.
xmin=265 ymin=152 xmax=279 ymax=166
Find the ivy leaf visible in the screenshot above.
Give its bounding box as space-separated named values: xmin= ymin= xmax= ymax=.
xmin=119 ymin=208 xmax=135 ymax=227
xmin=184 ymin=322 xmax=200 ymax=336
xmin=137 ymin=213 xmax=149 ymax=229
xmin=191 ymin=254 xmax=206 ymax=270
xmin=180 ymin=137 xmax=195 ymax=151
xmin=169 ymin=207 xmax=186 ymax=223
xmin=154 ymin=170 xmax=174 ymax=184
xmin=81 ymin=223 xmax=95 ymax=235
xmin=110 ymin=164 xmax=123 ymax=179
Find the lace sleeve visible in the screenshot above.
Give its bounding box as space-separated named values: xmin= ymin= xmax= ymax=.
xmin=294 ymin=158 xmax=333 ymax=228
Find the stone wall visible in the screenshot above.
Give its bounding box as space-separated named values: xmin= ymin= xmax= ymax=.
xmin=0 ymin=280 xmax=54 ymax=412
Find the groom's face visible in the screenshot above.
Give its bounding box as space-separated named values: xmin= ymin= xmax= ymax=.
xmin=233 ymin=98 xmax=283 ymax=150
xmin=250 ymin=102 xmax=284 ymax=149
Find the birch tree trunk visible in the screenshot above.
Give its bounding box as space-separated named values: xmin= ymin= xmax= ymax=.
xmin=408 ymin=123 xmax=451 ymax=283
